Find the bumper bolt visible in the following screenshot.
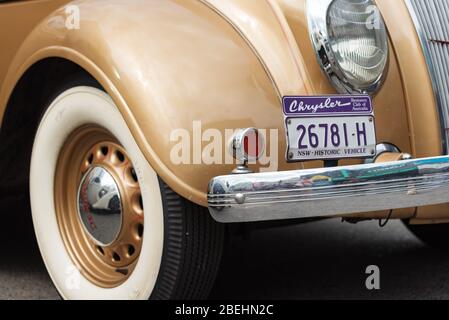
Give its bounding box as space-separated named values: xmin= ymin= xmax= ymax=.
xmin=235 ymin=193 xmax=246 ymax=205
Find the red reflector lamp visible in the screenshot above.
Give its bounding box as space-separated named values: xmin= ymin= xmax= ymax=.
xmin=231 ymin=128 xmax=265 ymax=164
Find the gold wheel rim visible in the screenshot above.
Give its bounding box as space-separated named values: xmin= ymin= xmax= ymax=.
xmin=55 ymin=125 xmax=144 ymax=288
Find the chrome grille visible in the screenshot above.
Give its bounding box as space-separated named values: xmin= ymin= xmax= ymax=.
xmin=407 ymin=0 xmax=449 ymax=153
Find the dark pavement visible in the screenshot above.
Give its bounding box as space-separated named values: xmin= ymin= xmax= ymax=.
xmin=1 ymin=194 xmax=448 ymax=300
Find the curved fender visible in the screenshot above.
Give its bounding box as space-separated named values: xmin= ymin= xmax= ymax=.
xmin=0 ymin=0 xmax=312 ymax=206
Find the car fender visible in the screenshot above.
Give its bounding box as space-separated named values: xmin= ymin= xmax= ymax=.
xmin=0 ymin=0 xmax=312 ymax=206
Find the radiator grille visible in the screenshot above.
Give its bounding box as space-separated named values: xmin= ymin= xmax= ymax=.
xmin=407 ymin=0 xmax=449 ymax=153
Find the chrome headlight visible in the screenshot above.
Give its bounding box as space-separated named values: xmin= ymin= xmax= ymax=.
xmin=307 ymin=0 xmax=389 ymax=95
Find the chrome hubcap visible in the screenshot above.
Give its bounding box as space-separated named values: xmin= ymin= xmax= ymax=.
xmin=77 ymin=166 xmax=123 ymax=246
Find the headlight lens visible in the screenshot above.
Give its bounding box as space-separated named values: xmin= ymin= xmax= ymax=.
xmin=307 ymin=0 xmax=389 ymax=95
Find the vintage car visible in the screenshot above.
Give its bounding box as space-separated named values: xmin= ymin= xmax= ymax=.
xmin=0 ymin=0 xmax=448 ymax=299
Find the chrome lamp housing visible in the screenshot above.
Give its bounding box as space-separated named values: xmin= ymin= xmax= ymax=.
xmin=307 ymin=0 xmax=389 ymax=95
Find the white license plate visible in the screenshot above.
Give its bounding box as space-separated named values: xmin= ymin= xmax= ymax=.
xmin=283 ymin=95 xmax=377 ymax=162
xmin=285 ymin=116 xmax=377 ymax=161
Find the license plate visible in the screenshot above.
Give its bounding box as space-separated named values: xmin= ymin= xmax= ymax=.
xmin=283 ymin=95 xmax=377 ymax=162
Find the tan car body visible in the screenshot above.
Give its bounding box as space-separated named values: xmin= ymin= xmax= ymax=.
xmin=0 ymin=0 xmax=445 ymax=222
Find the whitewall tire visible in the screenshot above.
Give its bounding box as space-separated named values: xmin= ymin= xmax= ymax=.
xmin=30 ymin=83 xmax=223 ymax=299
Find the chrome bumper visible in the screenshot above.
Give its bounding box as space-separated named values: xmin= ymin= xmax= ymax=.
xmin=207 ymin=156 xmax=449 ymax=223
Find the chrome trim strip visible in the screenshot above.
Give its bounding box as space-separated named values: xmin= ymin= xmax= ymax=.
xmin=405 ymin=0 xmax=448 ymax=154
xmin=208 ymin=156 xmax=449 ymax=223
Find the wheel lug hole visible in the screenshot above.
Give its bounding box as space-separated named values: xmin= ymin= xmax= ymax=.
xmin=115 ymin=150 xmax=125 ymax=163
xmin=97 ymin=246 xmax=105 ymax=255
xmin=131 ymin=193 xmax=144 ymax=214
xmin=136 ymin=223 xmax=144 ymax=239
xmin=139 ymin=195 xmax=143 ymax=211
xmin=112 ymin=252 xmax=121 ymax=262
xmin=127 ymin=245 xmax=135 ymax=257
xmin=100 ymin=146 xmax=109 ymax=156
xmin=129 ymin=168 xmax=138 ymax=183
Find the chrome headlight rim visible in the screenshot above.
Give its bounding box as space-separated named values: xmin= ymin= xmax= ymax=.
xmin=307 ymin=0 xmax=389 ymax=96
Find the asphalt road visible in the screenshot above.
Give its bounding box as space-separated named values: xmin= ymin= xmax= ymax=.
xmin=1 ymin=194 xmax=449 ymax=300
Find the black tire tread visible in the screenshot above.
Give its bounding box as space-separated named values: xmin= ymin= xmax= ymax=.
xmin=150 ymin=178 xmax=224 ymax=300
